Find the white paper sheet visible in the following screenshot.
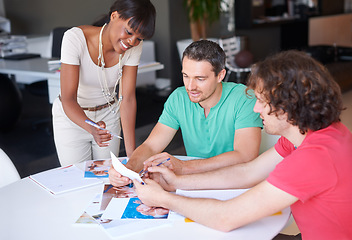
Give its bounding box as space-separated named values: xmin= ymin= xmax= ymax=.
xmin=110 ymin=152 xmax=144 ymax=183
xmin=29 ymin=165 xmax=103 ymax=195
xmin=101 ymin=197 xmax=130 ymax=219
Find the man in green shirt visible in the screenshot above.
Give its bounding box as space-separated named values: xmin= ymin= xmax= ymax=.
xmin=109 ymin=40 xmax=262 ymax=186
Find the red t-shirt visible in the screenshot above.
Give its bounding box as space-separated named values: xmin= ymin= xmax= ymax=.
xmin=267 ymin=122 xmax=352 ymax=240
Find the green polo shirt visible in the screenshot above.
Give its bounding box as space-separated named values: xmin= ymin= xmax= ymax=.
xmin=158 ymin=82 xmax=262 ymax=158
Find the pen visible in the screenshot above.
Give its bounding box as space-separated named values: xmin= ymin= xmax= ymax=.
xmin=139 ymin=157 xmax=170 ymax=177
xmin=85 ymin=119 xmax=123 ymax=139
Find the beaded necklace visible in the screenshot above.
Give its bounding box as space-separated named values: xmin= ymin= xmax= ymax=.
xmin=97 ymin=23 xmax=123 ymax=114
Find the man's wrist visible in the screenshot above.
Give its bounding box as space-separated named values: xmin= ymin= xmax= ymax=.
xmin=173 ymin=174 xmax=187 ymax=190
xmin=159 ymin=191 xmax=173 ymax=209
xmin=180 ymin=160 xmax=197 ymax=175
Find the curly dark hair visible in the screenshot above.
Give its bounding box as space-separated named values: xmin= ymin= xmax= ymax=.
xmin=246 ymin=50 xmax=344 ymax=134
xmin=182 ymin=40 xmax=226 ymax=76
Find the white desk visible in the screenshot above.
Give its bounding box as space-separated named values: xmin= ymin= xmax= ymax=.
xmin=0 ymin=167 xmax=290 ymax=240
xmin=0 ymin=57 xmax=164 ymax=103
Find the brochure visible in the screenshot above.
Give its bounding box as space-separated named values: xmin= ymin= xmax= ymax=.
xmin=29 ymin=165 xmax=103 ymax=195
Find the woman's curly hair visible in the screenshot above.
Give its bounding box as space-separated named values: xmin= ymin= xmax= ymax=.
xmin=246 ymin=50 xmax=344 ymax=134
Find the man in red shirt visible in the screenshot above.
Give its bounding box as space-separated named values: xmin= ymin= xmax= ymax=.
xmin=133 ymin=50 xmax=352 ymax=240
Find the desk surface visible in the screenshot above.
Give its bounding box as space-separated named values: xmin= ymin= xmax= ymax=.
xmin=0 ymin=57 xmax=164 ymax=79
xmin=0 ymin=57 xmax=164 ymax=103
xmin=0 ymin=57 xmax=60 ymax=79
xmin=0 ymin=164 xmax=290 ymax=240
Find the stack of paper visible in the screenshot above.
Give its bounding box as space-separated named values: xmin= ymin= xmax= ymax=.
xmin=0 ymin=35 xmax=27 ymax=57
xmin=47 ymin=59 xmax=61 ymax=71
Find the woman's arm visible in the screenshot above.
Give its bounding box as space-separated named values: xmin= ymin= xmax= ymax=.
xmin=144 ymin=147 xmax=284 ymax=191
xmin=60 ymin=63 xmax=112 ymax=146
xmin=120 ymin=65 xmax=137 ymax=157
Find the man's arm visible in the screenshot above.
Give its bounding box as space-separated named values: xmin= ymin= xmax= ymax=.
xmin=181 ymin=127 xmax=261 ymax=174
xmin=147 ymin=146 xmax=283 ymax=191
xmin=134 ymin=147 xmax=289 ymax=231
xmin=108 ymin=122 xmax=177 ymax=186
xmin=126 ymin=123 xmax=177 ymax=171
xmin=144 ymin=127 xmax=261 ymax=175
xmin=135 ymin=179 xmax=297 ymax=232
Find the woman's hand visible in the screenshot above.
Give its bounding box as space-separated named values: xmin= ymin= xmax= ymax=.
xmin=90 ymin=121 xmax=113 ymax=147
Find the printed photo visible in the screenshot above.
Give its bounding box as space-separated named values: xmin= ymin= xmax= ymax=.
xmin=121 ymin=198 xmax=169 ymax=219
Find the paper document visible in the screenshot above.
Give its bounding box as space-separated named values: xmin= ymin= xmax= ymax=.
xmin=84 ymin=157 xmax=128 ymax=178
xmin=29 ymin=165 xmax=103 ymax=195
xmin=84 ymin=159 xmax=111 ymax=178
xmin=102 ymin=197 xmax=169 ymax=220
xmin=75 ymin=183 xmax=170 ymax=238
xmin=110 ymin=152 xmax=143 ymax=183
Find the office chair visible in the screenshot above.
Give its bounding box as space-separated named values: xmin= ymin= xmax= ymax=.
xmin=0 ymin=148 xmax=21 ymax=188
xmin=51 ymin=27 xmax=70 ymax=58
xmin=218 ymin=36 xmax=251 ymax=83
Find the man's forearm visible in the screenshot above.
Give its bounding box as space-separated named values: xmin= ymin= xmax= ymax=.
xmin=182 ymin=150 xmax=254 ymax=175
xmin=160 ymin=191 xmax=240 ymax=232
xmin=125 ymin=145 xmax=155 ymax=172
xmin=176 ymin=148 xmax=283 ymax=190
xmin=175 ymin=164 xmax=250 ymax=190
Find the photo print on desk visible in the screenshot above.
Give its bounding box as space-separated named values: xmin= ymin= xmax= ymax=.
xmin=75 ymin=184 xmax=171 ymax=238
xmin=75 ymin=184 xmax=137 ymax=225
xmin=122 ymin=198 xmax=169 ymax=219
xmin=84 ymin=157 xmax=128 ymax=178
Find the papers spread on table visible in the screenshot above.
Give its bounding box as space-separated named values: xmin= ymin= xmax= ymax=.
xmin=29 ymin=165 xmax=103 ymax=195
xmin=110 ymin=151 xmax=144 ymax=183
xmin=102 ymin=197 xmax=169 ymax=220
xmin=75 ymin=184 xmax=171 ymax=238
xmin=84 ymin=157 xmax=128 ymax=179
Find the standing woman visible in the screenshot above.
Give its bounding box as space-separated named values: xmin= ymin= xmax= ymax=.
xmin=52 ymin=0 xmax=156 ymax=166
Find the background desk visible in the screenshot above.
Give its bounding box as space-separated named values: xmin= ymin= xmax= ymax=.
xmin=0 ymin=57 xmax=164 ymax=103
xmin=0 ymin=165 xmax=290 ymax=240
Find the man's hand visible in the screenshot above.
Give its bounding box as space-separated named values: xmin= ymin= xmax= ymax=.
xmin=142 ymin=152 xmax=185 ymax=175
xmin=133 ymin=178 xmax=169 ymax=208
xmin=108 ymin=165 xmax=132 ymax=187
xmin=143 ymin=165 xmax=179 ymax=192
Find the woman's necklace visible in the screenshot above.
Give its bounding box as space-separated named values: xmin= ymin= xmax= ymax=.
xmin=96 ymin=23 xmax=123 ymax=114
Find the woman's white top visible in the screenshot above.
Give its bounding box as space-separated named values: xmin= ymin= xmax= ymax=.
xmin=60 ymin=27 xmax=143 ymax=107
